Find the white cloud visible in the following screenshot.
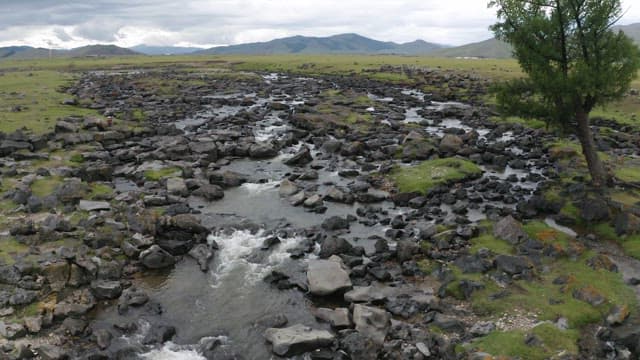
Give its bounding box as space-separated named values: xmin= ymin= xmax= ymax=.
xmin=0 ymin=0 xmax=639 ymax=49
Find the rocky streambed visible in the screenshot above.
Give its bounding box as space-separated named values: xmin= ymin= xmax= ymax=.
xmin=0 ymin=68 xmax=639 ymax=359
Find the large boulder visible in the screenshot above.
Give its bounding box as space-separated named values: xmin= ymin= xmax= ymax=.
xmin=279 ymin=179 xmax=299 ymax=197
xmin=193 ymin=184 xmax=224 ymax=200
xmin=285 ymin=146 xmax=313 ymax=166
xmin=495 ymin=255 xmax=534 ymax=276
xmin=321 ymin=216 xmax=350 ymax=232
xmin=249 ymin=143 xmax=278 ymax=159
xmin=493 ymin=216 xmax=528 ymax=245
xmin=139 ymin=245 xmax=176 ymax=269
xmin=307 ymin=257 xmax=352 ymax=296
xmin=90 ymin=280 xmax=123 ymax=300
xmin=439 ymin=134 xmax=463 ymax=154
xmin=319 ymin=237 xmax=354 ymax=258
xmin=264 ymin=324 xmax=335 ymax=356
xmin=578 ymin=197 xmax=610 ymax=222
xmin=352 ymin=304 xmax=391 ymax=345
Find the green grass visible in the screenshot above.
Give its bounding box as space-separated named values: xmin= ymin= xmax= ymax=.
xmin=30 ymin=176 xmax=63 ymax=198
xmin=491 ymin=115 xmax=547 ymax=129
xmin=144 ymin=167 xmax=182 ymax=181
xmin=470 ymin=234 xmax=514 ymax=255
xmin=0 ymin=70 xmax=98 ymax=134
xmin=467 ymin=323 xmax=579 ymax=360
xmin=90 ymin=183 xmax=114 ymax=200
xmin=467 ymin=249 xmax=635 ymax=328
xmin=389 ymin=158 xmax=483 ymax=194
xmin=0 ymin=238 xmax=29 ymax=265
xmin=614 ymin=164 xmax=640 ymax=183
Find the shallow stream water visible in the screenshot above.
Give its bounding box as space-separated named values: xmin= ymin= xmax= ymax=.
xmin=94 ymin=76 xmax=558 ymax=359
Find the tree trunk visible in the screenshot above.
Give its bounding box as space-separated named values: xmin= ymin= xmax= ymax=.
xmin=575 ymin=107 xmax=608 ymax=187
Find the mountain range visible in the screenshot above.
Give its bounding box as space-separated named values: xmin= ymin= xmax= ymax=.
xmin=1 ymin=23 xmax=639 ymax=60
xmin=194 ymin=33 xmax=446 ymax=55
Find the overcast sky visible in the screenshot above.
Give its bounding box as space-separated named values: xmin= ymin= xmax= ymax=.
xmin=2 ymin=0 xmax=640 ymax=49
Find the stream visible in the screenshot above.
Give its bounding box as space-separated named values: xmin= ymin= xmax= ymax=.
xmin=86 ymin=72 xmax=639 ymax=359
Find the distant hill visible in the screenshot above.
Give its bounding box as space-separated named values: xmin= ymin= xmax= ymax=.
xmin=430 ymin=38 xmax=513 ymax=59
xmin=131 ymin=45 xmax=204 ymax=55
xmin=432 ymin=22 xmax=640 ymax=59
xmin=614 ymin=23 xmax=640 ymax=44
xmin=196 ymin=33 xmax=447 ymax=55
xmin=0 ymin=44 xmax=139 ymax=60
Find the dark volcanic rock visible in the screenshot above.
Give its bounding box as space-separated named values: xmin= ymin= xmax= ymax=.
xmin=139 ymin=245 xmax=176 ymax=269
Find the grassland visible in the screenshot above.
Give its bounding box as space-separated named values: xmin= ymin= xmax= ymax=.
xmin=389 ymin=158 xmax=483 ymax=194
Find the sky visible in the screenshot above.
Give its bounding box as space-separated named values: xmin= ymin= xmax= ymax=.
xmin=2 ymin=0 xmax=640 ymax=49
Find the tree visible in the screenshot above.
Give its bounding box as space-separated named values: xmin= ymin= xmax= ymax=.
xmin=488 ymin=0 xmax=640 ymax=187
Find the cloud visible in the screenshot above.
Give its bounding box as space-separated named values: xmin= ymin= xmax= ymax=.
xmin=0 ymin=0 xmax=639 ymax=49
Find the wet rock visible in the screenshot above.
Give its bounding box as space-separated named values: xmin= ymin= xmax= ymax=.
xmin=325 ymin=187 xmax=354 ymax=204
xmin=142 ymin=324 xmax=176 ymax=345
xmin=289 ymin=191 xmax=307 ymax=206
xmin=139 ymin=245 xmax=176 ymax=269
xmin=303 ymin=194 xmax=323 ymax=208
xmin=90 ymin=280 xmax=123 ymax=300
xmin=264 ymin=324 xmax=335 ymax=356
xmin=93 ymin=329 xmax=113 ymax=350
xmin=78 ymin=200 xmax=111 ymax=212
xmin=249 ymin=143 xmax=278 ymax=159
xmin=166 ymin=177 xmax=188 ymax=196
xmin=319 ymin=237 xmax=354 ymax=258
xmin=313 ymin=308 xmax=351 ymax=328
xmin=285 ymin=146 xmax=313 ymax=166
xmin=279 ymin=179 xmax=299 ymax=197
xmin=494 ymin=216 xmax=528 ymax=245
xmin=353 ymin=304 xmax=391 ymax=345
xmin=307 ymin=257 xmax=352 ymax=296
xmin=118 ymin=287 xmax=149 ymax=313
xmin=321 ymin=216 xmax=350 ymax=231
xmin=439 ymin=134 xmax=463 ymax=154
xmin=193 ymin=184 xmax=224 ymax=200
xmin=188 ymin=244 xmax=214 ymax=272
xmin=255 ymin=313 xmax=289 ymax=328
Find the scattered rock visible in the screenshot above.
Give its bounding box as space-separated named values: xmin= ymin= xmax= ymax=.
xmin=352 ymin=304 xmax=391 ymax=345
xmin=264 ymin=324 xmax=335 ymax=356
xmin=307 ymin=257 xmax=352 ymax=296
xmin=139 ymin=245 xmax=176 ymax=269
xmin=493 ymin=216 xmax=528 ymax=244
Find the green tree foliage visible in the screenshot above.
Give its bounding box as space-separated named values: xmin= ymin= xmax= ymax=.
xmin=489 ymin=0 xmax=640 ymax=187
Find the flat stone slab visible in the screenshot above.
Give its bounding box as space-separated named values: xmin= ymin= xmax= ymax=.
xmin=264 ymin=324 xmax=334 ymax=356
xmin=307 ymin=257 xmax=352 ymax=296
xmin=78 ymin=200 xmax=111 ymax=211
